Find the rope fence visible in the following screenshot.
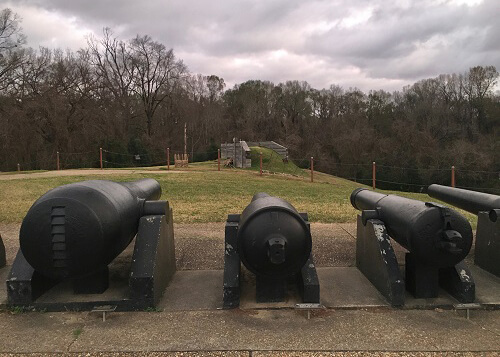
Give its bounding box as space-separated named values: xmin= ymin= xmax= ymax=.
xmin=4 ymin=147 xmax=499 ymax=194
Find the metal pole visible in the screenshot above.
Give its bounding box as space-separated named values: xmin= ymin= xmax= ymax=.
xmin=233 ymin=138 xmax=236 ymax=168
xmin=372 ymin=161 xmax=376 ymax=190
xmin=260 ymin=152 xmax=263 ymax=176
xmin=167 ymin=148 xmax=170 ymax=170
xmin=100 ymin=148 xmax=103 ymax=170
xmin=184 ymin=123 xmax=187 ymax=156
xmin=311 ymin=156 xmax=314 ymax=183
xmin=218 ymin=149 xmax=221 ymax=171
xmin=57 ymin=151 xmax=60 ymax=171
xmin=241 ymin=140 xmax=244 ymax=167
xmin=451 ymin=165 xmax=455 ymax=187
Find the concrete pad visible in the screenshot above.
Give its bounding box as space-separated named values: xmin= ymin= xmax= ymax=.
xmin=3 ymin=265 xmax=499 ymax=311
xmin=318 ymin=267 xmax=388 ymax=308
xmin=66 ymin=309 xmax=500 ymax=352
xmin=0 ymin=311 xmax=84 ymax=352
xmin=469 ymin=265 xmax=500 ymax=306
xmin=159 ymin=270 xmax=223 ymax=311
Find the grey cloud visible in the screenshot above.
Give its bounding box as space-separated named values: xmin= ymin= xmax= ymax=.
xmin=6 ymin=0 xmax=500 ymax=91
xmin=306 ymin=3 xmax=465 ymax=61
xmin=303 ymin=1 xmax=499 ymax=82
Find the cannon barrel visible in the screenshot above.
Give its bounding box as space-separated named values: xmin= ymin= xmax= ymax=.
xmin=237 ymin=193 xmax=312 ymax=278
xmin=428 ymin=184 xmax=500 ymax=216
xmin=350 ymin=188 xmax=473 ymax=267
xmin=20 ymin=179 xmax=165 ymax=280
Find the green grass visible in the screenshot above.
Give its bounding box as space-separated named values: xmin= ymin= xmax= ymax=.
xmin=248 ymin=146 xmax=307 ymax=177
xmin=0 ymin=166 xmax=477 ymax=227
xmin=8 ymin=306 xmax=29 ymax=314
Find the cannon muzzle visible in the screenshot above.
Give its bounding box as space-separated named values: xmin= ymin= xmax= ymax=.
xmin=428 ymin=184 xmax=500 ymax=216
xmin=237 ymin=193 xmax=312 ymax=278
xmin=20 ymin=179 xmax=166 ymax=280
xmin=350 ymin=188 xmax=473 ymax=267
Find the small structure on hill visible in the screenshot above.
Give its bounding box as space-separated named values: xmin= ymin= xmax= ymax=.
xmin=175 ymin=153 xmax=189 ymax=168
xmin=247 ymin=141 xmax=288 ymax=160
xmin=221 ymin=140 xmax=251 ymax=168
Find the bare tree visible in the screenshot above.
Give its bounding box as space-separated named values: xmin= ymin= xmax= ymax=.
xmin=0 ymin=8 xmax=26 ymax=90
xmin=87 ymin=28 xmax=138 ymax=138
xmin=0 ymin=8 xmax=25 ymax=51
xmin=128 ymin=35 xmax=187 ymax=136
xmin=464 ymin=65 xmax=499 ymax=133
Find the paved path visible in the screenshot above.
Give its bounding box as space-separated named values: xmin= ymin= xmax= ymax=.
xmin=0 ymin=169 xmax=188 ymax=181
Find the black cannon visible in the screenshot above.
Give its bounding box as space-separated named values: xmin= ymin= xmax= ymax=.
xmin=223 ymin=193 xmax=319 ymax=308
xmin=351 ymin=188 xmax=475 ymax=305
xmin=428 ymin=184 xmax=500 ymax=277
xmin=7 ymin=179 xmax=176 ymax=310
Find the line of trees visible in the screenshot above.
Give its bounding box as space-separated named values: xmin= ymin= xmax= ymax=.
xmin=0 ymin=9 xmax=498 ymax=191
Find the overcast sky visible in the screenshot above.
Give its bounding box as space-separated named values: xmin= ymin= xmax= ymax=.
xmin=3 ymin=0 xmax=499 ymax=92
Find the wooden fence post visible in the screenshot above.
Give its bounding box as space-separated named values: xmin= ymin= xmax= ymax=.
xmin=310 ymin=156 xmax=314 ymax=183
xmin=167 ymin=148 xmax=170 ymax=170
xmin=260 ymin=152 xmax=263 ymax=176
xmin=218 ymin=149 xmax=221 ymax=171
xmin=451 ymin=165 xmax=455 ymax=187
xmin=17 ymin=163 xmax=20 ymax=172
xmin=372 ymin=161 xmax=376 ymax=190
xmin=100 ymin=148 xmax=103 ymax=170
xmin=57 ymin=151 xmax=60 ymax=171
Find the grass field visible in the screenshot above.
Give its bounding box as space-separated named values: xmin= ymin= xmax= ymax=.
xmin=248 ymin=146 xmax=307 ymax=177
xmin=0 ymin=148 xmax=477 ymax=226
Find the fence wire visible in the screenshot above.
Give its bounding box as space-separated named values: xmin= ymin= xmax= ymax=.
xmin=5 ymin=148 xmax=499 ymax=194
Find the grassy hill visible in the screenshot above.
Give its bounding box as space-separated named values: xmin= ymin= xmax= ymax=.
xmin=248 ymin=146 xmax=307 ymax=177
xmin=0 ymin=149 xmax=477 ymax=226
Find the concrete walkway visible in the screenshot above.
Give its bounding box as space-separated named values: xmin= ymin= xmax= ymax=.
xmin=0 ymin=308 xmax=499 ymax=353
xmin=0 ymin=223 xmax=499 ymax=354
